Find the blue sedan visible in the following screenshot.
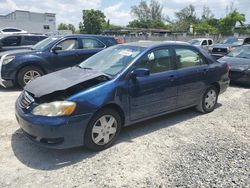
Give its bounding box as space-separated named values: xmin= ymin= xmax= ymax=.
xmin=15 ymin=41 xmax=230 ymax=150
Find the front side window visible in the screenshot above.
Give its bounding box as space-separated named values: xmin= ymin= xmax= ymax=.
xmin=1 ymin=36 xmax=21 ymax=46
xmin=136 ymin=48 xmax=175 ymax=74
xmin=202 ymin=40 xmax=207 ymax=45
xmin=176 ymin=48 xmax=205 ymax=69
xmin=56 ymin=39 xmax=79 ymax=51
xmin=81 ymin=38 xmax=105 ymax=49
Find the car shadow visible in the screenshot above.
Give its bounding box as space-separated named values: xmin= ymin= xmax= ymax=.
xmin=230 ymin=83 xmax=250 ymax=89
xmin=11 ymin=104 xmax=222 ymax=171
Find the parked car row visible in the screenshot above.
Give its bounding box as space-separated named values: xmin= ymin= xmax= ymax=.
xmin=0 ymin=33 xmax=248 ymax=151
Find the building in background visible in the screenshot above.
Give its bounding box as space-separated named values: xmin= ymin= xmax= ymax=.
xmin=0 ymin=10 xmax=56 ymax=34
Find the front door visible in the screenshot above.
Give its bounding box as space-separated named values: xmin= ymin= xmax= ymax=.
xmin=50 ymin=38 xmax=81 ymax=70
xmin=128 ymin=47 xmax=178 ymax=121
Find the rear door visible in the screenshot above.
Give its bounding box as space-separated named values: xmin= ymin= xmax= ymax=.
xmin=128 ymin=47 xmax=178 ymax=120
xmin=174 ymin=46 xmax=209 ymax=108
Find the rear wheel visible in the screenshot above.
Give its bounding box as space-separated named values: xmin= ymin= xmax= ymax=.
xmin=84 ymin=108 xmax=121 ymax=151
xmin=196 ymin=86 xmax=218 ymax=113
xmin=17 ymin=66 xmax=44 ymax=88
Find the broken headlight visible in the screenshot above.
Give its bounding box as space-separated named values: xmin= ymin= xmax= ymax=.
xmin=32 ymin=101 xmax=76 ymax=117
xmin=2 ymin=55 xmax=15 ymax=65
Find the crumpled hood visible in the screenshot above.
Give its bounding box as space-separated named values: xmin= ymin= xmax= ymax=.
xmin=218 ymin=56 xmax=250 ymax=71
xmin=25 ymin=66 xmax=107 ymax=98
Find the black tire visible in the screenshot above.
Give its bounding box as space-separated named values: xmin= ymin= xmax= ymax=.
xmin=17 ymin=66 xmax=44 ymax=88
xmin=84 ymin=108 xmax=122 ymax=151
xmin=196 ymin=86 xmax=218 ymax=113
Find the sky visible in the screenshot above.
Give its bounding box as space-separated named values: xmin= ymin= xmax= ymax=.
xmin=0 ymin=0 xmax=250 ymax=28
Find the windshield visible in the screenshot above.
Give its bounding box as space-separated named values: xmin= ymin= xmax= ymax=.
xmin=32 ymin=37 xmax=58 ymax=51
xmin=79 ymin=45 xmax=145 ymax=76
xmin=189 ymin=39 xmax=201 ymax=45
xmin=227 ymin=46 xmax=250 ymax=59
xmin=221 ymin=38 xmax=243 ymax=45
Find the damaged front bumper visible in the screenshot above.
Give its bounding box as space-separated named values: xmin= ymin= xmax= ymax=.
xmin=15 ymin=99 xmax=93 ymax=149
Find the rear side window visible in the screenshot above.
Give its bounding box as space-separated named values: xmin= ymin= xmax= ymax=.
xmin=202 ymin=40 xmax=207 ymax=45
xmin=81 ymin=38 xmax=105 ymax=49
xmin=22 ymin=36 xmax=40 ymax=45
xmin=175 ymin=48 xmax=205 ymax=69
xmin=2 ymin=28 xmax=21 ymax=32
xmin=208 ymin=40 xmax=213 ymax=45
xmin=1 ymin=36 xmax=22 ymax=46
xmin=136 ymin=48 xmax=175 ymax=74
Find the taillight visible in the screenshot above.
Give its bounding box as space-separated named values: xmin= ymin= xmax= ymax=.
xmin=226 ymin=63 xmax=230 ymax=72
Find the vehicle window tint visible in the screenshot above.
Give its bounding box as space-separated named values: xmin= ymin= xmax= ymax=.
xmin=208 ymin=40 xmax=213 ymax=45
xmin=22 ymin=36 xmax=40 ymax=45
xmin=176 ymin=48 xmax=204 ymax=69
xmin=81 ymin=38 xmax=105 ymax=49
xmin=202 ymin=40 xmax=207 ymax=45
xmin=56 ymin=39 xmax=79 ymax=50
xmin=2 ymin=28 xmax=21 ymax=32
xmin=1 ymin=36 xmax=21 ymax=46
xmin=136 ymin=48 xmax=175 ymax=74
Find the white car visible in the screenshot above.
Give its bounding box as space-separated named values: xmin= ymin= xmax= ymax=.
xmin=0 ymin=27 xmax=27 ymax=35
xmin=188 ymin=38 xmax=213 ymax=51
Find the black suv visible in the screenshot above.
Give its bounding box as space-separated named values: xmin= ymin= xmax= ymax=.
xmin=0 ymin=34 xmax=47 ymax=52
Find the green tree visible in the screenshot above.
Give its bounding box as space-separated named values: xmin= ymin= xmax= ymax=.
xmin=174 ymin=4 xmax=198 ymax=32
xmin=219 ymin=10 xmax=245 ymax=34
xmin=129 ymin=0 xmax=166 ymax=28
xmin=58 ymin=23 xmax=76 ymax=33
xmin=81 ymin=9 xmax=106 ymax=34
xmin=57 ymin=23 xmax=68 ymax=30
xmin=68 ymin=24 xmax=76 ymax=33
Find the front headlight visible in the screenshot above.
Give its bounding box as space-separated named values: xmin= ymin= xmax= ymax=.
xmin=2 ymin=55 xmax=15 ymax=65
xmin=32 ymin=101 xmax=76 ymax=117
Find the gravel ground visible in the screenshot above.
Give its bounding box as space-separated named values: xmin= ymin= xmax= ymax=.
xmin=0 ymin=85 xmax=249 ymax=188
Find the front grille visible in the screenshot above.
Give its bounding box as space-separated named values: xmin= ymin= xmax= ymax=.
xmin=212 ymin=48 xmax=228 ymax=54
xmin=19 ymin=91 xmax=34 ymax=109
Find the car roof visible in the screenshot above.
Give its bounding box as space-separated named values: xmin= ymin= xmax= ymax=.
xmin=63 ymin=34 xmax=114 ymax=39
xmin=0 ymin=33 xmax=46 ymax=37
xmin=121 ymin=41 xmax=190 ymax=48
xmin=192 ymin=38 xmax=213 ymax=40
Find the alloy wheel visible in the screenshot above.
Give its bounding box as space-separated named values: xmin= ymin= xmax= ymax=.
xmin=23 ymin=70 xmax=41 ymax=84
xmin=91 ymin=115 xmax=118 ymax=145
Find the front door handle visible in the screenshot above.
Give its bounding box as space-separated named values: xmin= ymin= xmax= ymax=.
xmin=168 ymin=75 xmax=176 ymax=82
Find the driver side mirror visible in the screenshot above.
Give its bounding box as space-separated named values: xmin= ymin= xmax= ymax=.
xmin=130 ymin=68 xmax=150 ymax=79
xmin=52 ymin=46 xmax=62 ymax=53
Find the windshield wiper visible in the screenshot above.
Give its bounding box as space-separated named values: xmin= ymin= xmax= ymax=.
xmin=76 ymin=65 xmax=93 ymax=70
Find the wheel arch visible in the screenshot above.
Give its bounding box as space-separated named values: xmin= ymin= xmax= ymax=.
xmin=96 ymin=103 xmax=125 ymax=127
xmin=211 ymin=82 xmax=220 ymax=93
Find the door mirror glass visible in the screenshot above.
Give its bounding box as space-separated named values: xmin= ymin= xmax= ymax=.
xmin=130 ymin=68 xmax=150 ymax=79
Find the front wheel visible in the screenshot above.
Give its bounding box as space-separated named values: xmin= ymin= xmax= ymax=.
xmin=196 ymin=86 xmax=218 ymax=113
xmin=17 ymin=66 xmax=44 ymax=88
xmin=84 ymin=108 xmax=121 ymax=151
